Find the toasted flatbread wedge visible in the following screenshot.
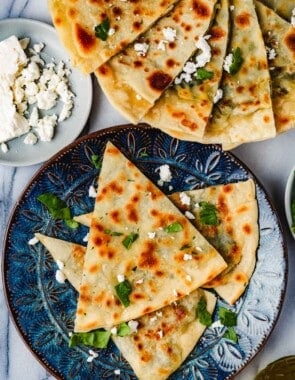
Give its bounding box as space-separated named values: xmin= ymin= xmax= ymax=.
xmin=255 ymin=0 xmax=295 ymax=133
xmin=95 ymin=0 xmax=217 ymax=123
xmin=169 ymin=179 xmax=259 ymax=304
xmin=36 ymin=232 xmax=216 ymax=380
xmin=74 ymin=141 xmax=226 ymax=332
xmin=258 ymin=0 xmax=295 ymax=20
xmin=203 ymin=0 xmax=276 ymax=148
xmin=75 ymin=179 xmax=259 ymax=305
xmin=48 ymin=0 xmax=179 ymax=74
xmin=143 ymin=0 xmax=229 ymax=142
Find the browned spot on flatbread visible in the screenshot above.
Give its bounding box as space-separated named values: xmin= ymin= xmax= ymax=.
xmin=243 ymin=223 xmax=252 ymax=235
xmin=138 ymin=241 xmax=159 ymax=269
xmin=72 ymin=245 xmax=85 ymax=266
xmin=75 ymin=24 xmax=96 ymax=53
xmin=147 ymin=71 xmax=172 ymax=92
xmin=125 ymin=203 xmax=139 ymax=223
xmin=237 ymin=204 xmax=249 ymax=213
xmin=210 ymin=26 xmax=226 ymax=41
xmin=235 ymin=12 xmax=251 ymax=28
xmin=218 ymin=194 xmax=229 ymax=216
xmin=88 ymin=264 xmax=100 ymax=274
xmin=97 ymin=64 xmax=110 ymax=76
xmin=223 ymin=184 xmax=233 ymax=194
xmin=67 ymin=7 xmax=77 ymax=18
xmin=192 ymin=0 xmax=211 ymax=18
xmin=110 ymin=210 xmax=121 ymax=223
xmin=285 ymin=31 xmax=295 ymax=55
xmin=234 ymin=272 xmax=248 ymax=284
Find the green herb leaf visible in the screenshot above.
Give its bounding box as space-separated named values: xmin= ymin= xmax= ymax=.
xmin=164 ymin=221 xmax=183 ymax=233
xmin=91 ymin=154 xmax=102 ymax=169
xmin=122 ymin=232 xmax=139 ymax=249
xmin=199 ymin=202 xmax=219 ymax=226
xmin=229 ymin=47 xmax=244 ymax=75
xmin=69 ymin=328 xmax=111 ymax=348
xmin=195 ymin=68 xmax=214 ymax=81
xmin=115 ymin=279 xmax=132 ymax=307
xmin=117 ymin=322 xmax=131 ymax=337
xmin=139 ymin=152 xmax=149 ymax=158
xmin=223 ymin=326 xmax=238 ymax=343
xmin=37 ymin=193 xmax=78 ymax=229
xmin=196 ymin=297 xmax=213 ymax=327
xmin=94 ymin=18 xmax=110 ymax=41
xmin=218 ymin=307 xmax=237 ymax=327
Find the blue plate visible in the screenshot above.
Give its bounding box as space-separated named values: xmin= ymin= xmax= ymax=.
xmin=2 ymin=125 xmax=287 ymax=379
xmin=0 ymin=18 xmax=92 ymax=166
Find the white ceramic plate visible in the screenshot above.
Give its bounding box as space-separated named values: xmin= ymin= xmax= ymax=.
xmin=284 ymin=166 xmax=295 ymax=239
xmin=0 ymin=18 xmax=93 ymax=166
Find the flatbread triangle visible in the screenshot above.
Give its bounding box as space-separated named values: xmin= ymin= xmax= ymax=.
xmin=74 ymin=141 xmax=226 ymax=331
xmin=35 ymin=232 xmax=216 ymax=380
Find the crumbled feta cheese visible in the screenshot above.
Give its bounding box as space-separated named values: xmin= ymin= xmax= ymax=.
xmin=157 ymin=164 xmax=172 ymax=186
xmin=55 ymin=269 xmax=66 ymax=284
xmin=134 ymin=42 xmax=149 ymax=56
xmin=1 ymin=142 xmax=8 ymax=153
xmin=223 ymin=53 xmax=233 ymax=73
xmin=266 ymin=46 xmax=276 ymax=60
xmin=173 ymin=289 xmax=178 ymax=296
xmin=0 ymin=35 xmax=75 ymax=147
xmin=186 ymin=274 xmax=192 ymax=282
xmin=195 ymin=35 xmax=212 ymax=68
xmin=117 ymin=274 xmax=125 ymax=283
xmin=128 ymin=320 xmax=139 ymax=333
xmin=162 ymin=27 xmax=177 ymax=42
xmin=150 ymin=316 xmax=158 ymax=323
xmin=135 ymin=278 xmax=144 ymax=284
xmin=108 ymin=28 xmax=116 ymax=36
xmin=179 ymin=192 xmax=191 ymax=206
xmin=195 ymin=246 xmax=202 ymax=252
xmin=23 ymin=132 xmax=37 ymax=145
xmin=28 ymin=236 xmax=39 ymax=245
xmin=211 ymin=319 xmax=223 ymax=329
xmin=83 ymin=232 xmax=89 ymax=242
xmin=229 ymin=5 xmax=235 ymax=11
xmin=185 ymin=211 xmax=195 ymax=220
xmin=157 ymin=330 xmax=163 ymax=339
xmin=87 ymin=349 xmax=98 ymax=363
xmin=291 ymin=8 xmax=295 ymax=27
xmin=111 ymin=327 xmax=118 ymax=335
xmin=213 ymin=88 xmax=223 ymax=104
xmin=156 ymin=311 xmax=163 ymax=318
xmin=88 ymin=185 xmax=98 ymax=198
xmin=148 ymin=232 xmax=156 ymax=239
xmin=183 ymin=253 xmax=193 ymax=261
xmin=157 ymin=40 xmax=166 ymax=51
xmin=56 ymin=259 xmax=64 ymax=270
xmin=114 ymin=369 xmax=121 ymax=375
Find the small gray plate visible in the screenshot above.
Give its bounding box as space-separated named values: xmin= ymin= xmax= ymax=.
xmin=0 ymin=18 xmax=93 ymax=166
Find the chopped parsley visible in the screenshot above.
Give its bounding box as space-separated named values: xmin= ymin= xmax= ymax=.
xmin=122 ymin=232 xmax=139 ymax=249
xmin=180 ymin=243 xmax=191 ymax=250
xmin=94 ymin=18 xmax=110 ymax=41
xmin=229 ymin=47 xmax=244 ymax=75
xmin=115 ymin=279 xmax=132 ymax=307
xmin=196 ymin=297 xmax=213 ymax=327
xmin=117 ymin=322 xmax=131 ymax=337
xmin=218 ymin=307 xmax=238 ymax=343
xmin=199 ymin=202 xmax=219 ymax=226
xmin=195 ymin=68 xmax=214 ymax=82
xmin=164 ymin=221 xmax=183 ymax=233
xmin=37 ymin=193 xmax=79 ymax=229
xmin=69 ymin=328 xmax=111 ymax=349
xmin=91 ymin=154 xmax=102 ymax=169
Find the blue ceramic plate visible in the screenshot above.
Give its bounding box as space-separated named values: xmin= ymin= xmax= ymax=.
xmin=0 ymin=18 xmax=92 ymax=166
xmin=3 ymin=125 xmax=287 ymax=379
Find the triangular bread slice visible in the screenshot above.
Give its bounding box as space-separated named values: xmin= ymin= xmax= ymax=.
xmin=95 ymin=0 xmax=218 ymax=123
xmin=74 ymin=141 xmax=226 ymax=332
xmin=169 ymin=179 xmax=259 ymax=304
xmin=203 ymin=0 xmax=276 ymax=148
xmin=48 ymin=0 xmax=179 ymax=74
xmin=258 ymin=0 xmax=295 ymax=20
xmin=75 ymin=179 xmax=258 ymax=305
xmin=255 ymin=0 xmax=295 ymax=134
xmin=36 ymin=232 xmax=216 ymax=380
xmin=143 ymin=0 xmax=230 ymax=142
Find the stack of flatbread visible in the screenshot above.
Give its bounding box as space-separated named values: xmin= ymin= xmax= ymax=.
xmin=49 ymin=0 xmax=295 ymax=149
xmin=36 ymin=141 xmax=259 ymax=379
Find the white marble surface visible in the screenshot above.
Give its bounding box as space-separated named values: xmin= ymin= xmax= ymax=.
xmin=1 ymin=1 xmax=295 ymax=379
